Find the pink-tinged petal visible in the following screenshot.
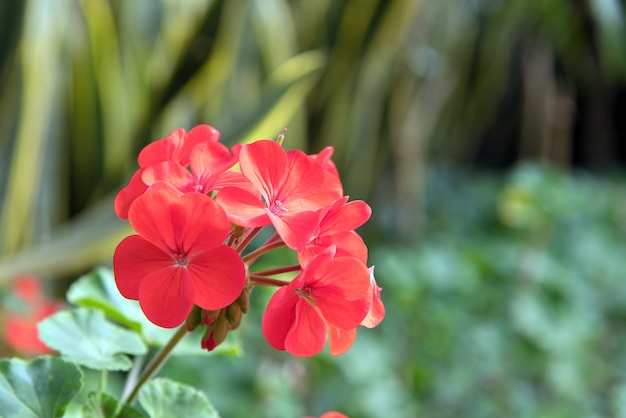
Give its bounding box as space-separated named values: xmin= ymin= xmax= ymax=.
xmin=262 ymin=286 xmax=299 ymax=350
xmin=329 ymin=325 xmax=356 ymax=356
xmin=298 ymin=231 xmax=368 ymax=267
xmin=188 ymin=246 xmax=246 ymax=310
xmin=361 ymin=267 xmax=385 ymax=328
xmin=310 ymin=146 xmax=340 ymax=179
xmin=114 ymin=169 xmax=148 ymax=220
xmin=178 ymin=192 xmax=231 ymax=253
xmin=319 ymin=170 xmax=344 ymax=201
xmin=314 ymin=290 xmax=370 ymax=330
xmin=138 ymin=128 xmax=186 ymax=167
xmin=216 ymin=187 xmax=270 ymax=227
xmin=270 ymin=210 xmax=319 ymax=249
xmin=138 ymin=266 xmax=195 ymax=328
xmin=190 ymin=141 xmax=236 ymax=178
xmin=211 ymin=171 xmax=256 ymax=194
xmin=127 ymin=188 xmax=187 ymax=253
xmin=280 ymin=150 xmax=326 ymax=204
xmin=320 ymin=200 xmax=372 ymax=235
xmin=178 ymin=124 xmax=221 ymax=162
xmin=239 ymin=140 xmax=287 ymax=199
xmin=141 ymin=161 xmax=194 ymax=190
xmin=284 ymin=301 xmax=327 ymax=357
xmin=309 ymin=256 xmax=370 ymax=299
xmin=113 ymin=235 xmax=173 ymax=300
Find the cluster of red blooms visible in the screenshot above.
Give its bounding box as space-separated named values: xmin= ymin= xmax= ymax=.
xmin=113 ymin=125 xmax=384 ymax=357
xmin=2 ymin=274 xmax=63 ymax=356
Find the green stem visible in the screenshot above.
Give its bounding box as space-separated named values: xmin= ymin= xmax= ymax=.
xmin=122 ymin=324 xmax=189 ymax=405
xmin=235 ymin=227 xmax=263 ymax=253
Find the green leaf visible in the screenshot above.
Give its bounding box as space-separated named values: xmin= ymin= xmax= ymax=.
xmin=138 ymin=378 xmax=220 ymax=418
xmin=66 ymin=267 xmax=242 ymax=357
xmin=67 ymin=267 xmax=144 ymax=332
xmin=82 ymin=392 xmax=147 ymax=418
xmin=37 ymin=307 xmax=147 ymax=371
xmin=0 ymin=356 xmax=83 ymax=418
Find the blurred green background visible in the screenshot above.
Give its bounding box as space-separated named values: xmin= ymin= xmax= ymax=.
xmin=2 ymin=0 xmax=626 ymax=417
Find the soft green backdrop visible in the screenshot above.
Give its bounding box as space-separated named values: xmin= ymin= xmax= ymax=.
xmin=1 ymin=1 xmax=626 ymax=417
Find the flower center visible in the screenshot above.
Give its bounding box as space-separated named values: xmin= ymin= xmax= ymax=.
xmin=173 ymin=253 xmax=189 ymax=267
xmin=268 ymin=199 xmax=288 ymax=216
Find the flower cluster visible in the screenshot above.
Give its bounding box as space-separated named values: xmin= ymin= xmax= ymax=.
xmin=113 ymin=125 xmax=384 ymax=357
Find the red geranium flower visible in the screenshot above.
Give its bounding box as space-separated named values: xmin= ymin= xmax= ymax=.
xmin=262 ymin=248 xmax=371 ymax=357
xmin=142 ymin=141 xmax=247 ymax=195
xmin=114 ymin=125 xmax=220 ymax=220
xmin=298 ymin=197 xmax=371 ymax=267
xmin=217 ymin=140 xmax=341 ymax=249
xmin=113 ymin=185 xmax=246 ymax=328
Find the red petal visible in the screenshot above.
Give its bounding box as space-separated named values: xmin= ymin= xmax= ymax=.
xmin=310 ymin=256 xmax=370 ymax=300
xmin=178 ymin=192 xmax=231 ymax=253
xmin=113 ymin=235 xmax=172 ymax=300
xmin=141 ymin=161 xmax=193 ymax=190
xmin=320 ymin=200 xmax=371 ymax=235
xmin=188 ymin=246 xmax=246 ymax=310
xmin=284 ymin=301 xmax=327 ymax=357
xmin=239 ymin=140 xmax=287 ymax=199
xmin=298 ymin=231 xmax=368 ymax=267
xmin=127 ymin=188 xmax=186 ymax=253
xmin=138 ymin=266 xmax=195 ymax=328
xmin=329 ymin=325 xmax=356 ymax=356
xmin=178 ymin=124 xmax=221 ymax=163
xmin=190 ymin=141 xmax=236 ymax=178
xmin=361 ymin=267 xmax=385 ymax=328
xmin=270 ymin=210 xmax=319 ymax=249
xmin=211 ymin=171 xmax=256 ymax=194
xmin=262 ymin=286 xmax=299 ymax=350
xmin=114 ymin=169 xmax=148 ymax=220
xmin=138 ymin=128 xmax=186 ymax=167
xmin=216 ymin=187 xmax=270 ymax=227
xmin=280 ymin=150 xmax=326 ymax=205
xmin=314 ymin=289 xmax=370 ymax=330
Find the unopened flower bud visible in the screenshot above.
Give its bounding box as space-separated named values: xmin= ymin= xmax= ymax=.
xmin=237 ymin=286 xmax=250 ymax=314
xmin=211 ymin=316 xmax=230 ymax=347
xmin=225 ymin=303 xmax=242 ymax=329
xmin=202 ymin=309 xmax=220 ymax=325
xmin=185 ymin=305 xmax=203 ymax=331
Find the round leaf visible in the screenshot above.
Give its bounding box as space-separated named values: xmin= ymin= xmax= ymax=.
xmin=37 ymin=307 xmax=147 ymax=371
xmin=138 ymin=378 xmax=220 ymax=418
xmin=0 ymin=356 xmax=83 ymax=418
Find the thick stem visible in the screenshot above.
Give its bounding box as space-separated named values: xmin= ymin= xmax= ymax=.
xmin=242 ymin=239 xmax=286 ymax=264
xmin=122 ymin=324 xmax=189 ymax=405
xmin=252 ymin=264 xmax=300 ymax=277
xmin=235 ymin=227 xmax=263 ymax=253
xmin=249 ymin=274 xmax=291 ymax=287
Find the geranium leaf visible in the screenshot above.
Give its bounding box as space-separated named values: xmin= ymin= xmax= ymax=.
xmin=37 ymin=307 xmax=147 ymax=371
xmin=138 ymin=378 xmax=220 ymax=418
xmin=66 ymin=267 xmax=242 ymax=357
xmin=82 ymin=392 xmax=147 ymax=418
xmin=66 ymin=267 xmax=144 ymax=332
xmin=0 ymin=356 xmax=82 ymax=418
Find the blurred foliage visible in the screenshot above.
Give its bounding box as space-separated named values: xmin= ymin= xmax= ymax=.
xmin=154 ymin=164 xmax=626 ymax=417
xmin=1 ymin=1 xmax=626 ymax=415
xmin=1 ymin=0 xmax=625 ymax=284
